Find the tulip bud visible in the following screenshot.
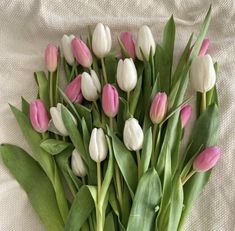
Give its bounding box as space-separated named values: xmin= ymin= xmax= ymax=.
xmin=119 ymin=32 xmax=136 ymax=59
xmin=71 ymin=149 xmax=87 ymax=177
xmin=29 ymin=99 xmax=49 ymax=133
xmin=123 ymin=118 xmax=144 ymax=151
xmin=45 ymin=44 xmax=58 ymax=72
xmin=102 ymin=84 xmax=119 ymax=118
xmin=65 ymin=75 xmax=83 ymax=103
xmin=92 ymin=23 xmax=112 ymax=58
xmin=193 ymin=146 xmax=221 ymax=172
xmin=50 ymin=103 xmax=77 ymax=136
xmin=61 ymin=34 xmax=75 ymax=65
xmin=135 ymin=25 xmax=155 ymax=61
xmin=150 ymin=92 xmax=168 ymax=124
xmin=116 ymin=58 xmax=137 ymax=92
xmin=89 ymin=128 xmax=108 ymax=162
xmin=81 ymin=70 xmax=101 ymax=101
xmin=72 ymin=38 xmax=93 ymax=68
xmin=199 ymin=38 xmax=210 ymax=56
xmin=180 ymin=104 xmax=192 ymax=128
xmin=190 ymin=54 xmax=216 ymax=93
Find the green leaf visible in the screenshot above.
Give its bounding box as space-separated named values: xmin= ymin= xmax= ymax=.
xmin=80 ymin=118 xmax=97 ymax=185
xmin=162 ymin=15 xmax=175 ymax=74
xmin=34 ymin=71 xmax=50 ymax=109
xmin=10 ymin=105 xmax=69 ymax=220
xmin=65 ymin=185 xmax=96 ymax=231
xmin=58 ymin=88 xmax=81 ymax=121
xmin=104 ymin=212 xmax=116 ymax=231
xmin=0 ymin=144 xmax=64 ymax=231
xmin=75 ymin=104 xmax=92 ymax=132
xmin=167 ymin=176 xmax=184 ymax=231
xmin=61 ymin=105 xmax=87 ymax=164
xmin=105 ymin=54 xmax=118 ymax=84
xmin=63 ymin=57 xmax=72 ymax=82
xmin=55 ymin=146 xmax=81 ymax=197
xmin=21 ymin=97 xmax=29 ymax=117
xmin=156 ymin=145 xmax=172 ymax=230
xmin=140 ymin=127 xmax=152 ymax=177
xmin=108 ymin=130 xmax=138 ymax=198
xmin=118 ymin=36 xmax=131 ymax=58
xmin=189 ymin=6 xmax=212 ymax=61
xmin=129 ymin=75 xmax=143 ymax=116
xmin=40 ymin=139 xmax=70 ymax=155
xmin=178 ymin=104 xmax=219 ymax=231
xmin=172 ymin=34 xmax=193 ymax=86
xmin=99 ymin=136 xmax=114 ymax=207
xmin=127 ymin=168 xmax=162 ymax=231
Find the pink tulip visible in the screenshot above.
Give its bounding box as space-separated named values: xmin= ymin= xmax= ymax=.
xmin=30 ymin=99 xmax=49 ymax=133
xmin=72 ymin=38 xmax=93 ymax=68
xmin=44 ymin=44 xmax=58 ymax=72
xmin=65 ymin=75 xmax=83 ymax=103
xmin=199 ymin=38 xmax=210 ymax=56
xmin=102 ymin=84 xmax=119 ymax=118
xmin=120 ymin=32 xmax=136 ymax=59
xmin=150 ymin=92 xmax=168 ymax=124
xmin=193 ymin=146 xmax=221 ymax=172
xmin=180 ymin=104 xmax=192 ymax=128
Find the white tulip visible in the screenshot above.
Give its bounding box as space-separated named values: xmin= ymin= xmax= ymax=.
xmin=117 ymin=58 xmax=137 ymax=92
xmin=50 ymin=103 xmax=77 ymax=136
xmin=135 ymin=25 xmax=156 ymax=61
xmin=61 ymin=34 xmax=75 ymax=65
xmin=92 ymin=23 xmax=112 ymax=58
xmin=81 ymin=70 xmax=101 ymax=101
xmin=190 ymin=54 xmax=216 ymax=93
xmin=89 ymin=128 xmax=108 ymax=162
xmin=123 ymin=118 xmax=144 ymax=151
xmin=71 ymin=149 xmax=87 ymax=177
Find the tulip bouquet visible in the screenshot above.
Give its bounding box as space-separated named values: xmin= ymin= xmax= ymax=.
xmin=1 ymin=6 xmax=221 ymax=231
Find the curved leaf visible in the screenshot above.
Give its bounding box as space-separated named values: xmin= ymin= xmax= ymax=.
xmin=40 ymin=139 xmax=70 ymax=155
xmin=0 ymin=144 xmax=64 ymax=231
xmin=127 ymin=168 xmax=162 ymax=231
xmin=65 ymin=185 xmax=96 ymax=231
xmin=108 ymin=129 xmax=137 ymax=198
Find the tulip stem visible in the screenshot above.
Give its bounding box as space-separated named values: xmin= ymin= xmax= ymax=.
xmin=182 ymin=170 xmax=196 ymax=186
xmin=49 ymin=71 xmax=54 ymax=107
xmin=109 ymin=117 xmax=113 ymax=130
xmin=74 ymin=61 xmax=78 ymax=76
xmin=151 ymin=124 xmax=158 ymax=167
xmin=93 ymin=101 xmax=99 ymax=112
xmin=101 ymin=58 xmax=108 ymax=83
xmin=127 ymin=91 xmax=130 ymax=104
xmin=96 ymin=161 xmax=103 ymax=231
xmin=136 ymin=150 xmax=141 ymax=180
xmin=201 ymin=92 xmax=207 ymax=113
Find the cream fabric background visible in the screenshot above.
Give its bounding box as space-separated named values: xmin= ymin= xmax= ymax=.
xmin=0 ymin=0 xmax=234 ymax=230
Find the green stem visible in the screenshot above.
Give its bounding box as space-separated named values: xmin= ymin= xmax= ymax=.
xmin=93 ymin=101 xmax=99 ymax=112
xmin=136 ymin=150 xmax=141 ymax=180
xmin=109 ymin=117 xmax=113 ymax=130
xmin=49 ymin=71 xmax=54 ymax=107
xmin=182 ymin=170 xmax=196 ymax=186
xmin=74 ymin=61 xmax=78 ymax=76
xmin=96 ymin=161 xmax=102 ymax=231
xmin=151 ymin=124 xmax=158 ymax=167
xmin=127 ymin=91 xmax=130 ymax=104
xmin=201 ymin=92 xmax=207 ymax=113
xmin=101 ymin=58 xmax=108 ymax=83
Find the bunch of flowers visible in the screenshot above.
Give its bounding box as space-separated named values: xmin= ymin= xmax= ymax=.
xmin=0 ymin=6 xmax=221 ymax=231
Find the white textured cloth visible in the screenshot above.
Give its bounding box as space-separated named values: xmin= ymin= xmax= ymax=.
xmin=0 ymin=1 xmax=234 ymax=230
